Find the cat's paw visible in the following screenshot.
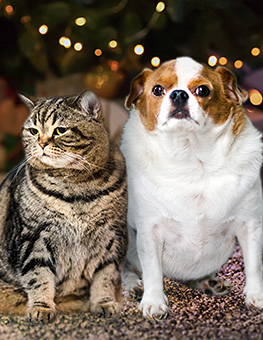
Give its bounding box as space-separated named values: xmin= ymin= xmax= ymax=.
xmin=128 ymin=279 xmax=143 ymax=301
xmin=90 ymin=300 xmax=121 ymax=317
xmin=27 ymin=306 xmax=56 ymax=323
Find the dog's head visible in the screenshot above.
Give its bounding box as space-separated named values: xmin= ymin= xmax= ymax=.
xmin=126 ymin=57 xmax=248 ymax=134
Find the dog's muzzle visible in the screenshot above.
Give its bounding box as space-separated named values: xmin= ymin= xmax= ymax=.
xmin=169 ymin=90 xmax=190 ymax=120
xmin=170 ymin=90 xmax=189 ymax=106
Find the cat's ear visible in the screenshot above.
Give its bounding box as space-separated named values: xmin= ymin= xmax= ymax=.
xmin=77 ymin=91 xmax=102 ymax=120
xmin=19 ymin=94 xmax=35 ymax=109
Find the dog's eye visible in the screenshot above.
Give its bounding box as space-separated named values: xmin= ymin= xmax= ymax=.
xmin=152 ymin=85 xmax=165 ymax=97
xmin=195 ymin=85 xmax=211 ymax=97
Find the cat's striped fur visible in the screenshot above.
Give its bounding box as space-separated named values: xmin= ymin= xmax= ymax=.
xmin=0 ymin=91 xmax=128 ymax=322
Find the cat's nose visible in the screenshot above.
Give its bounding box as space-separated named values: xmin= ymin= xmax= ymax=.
xmin=39 ymin=142 xmax=48 ymax=149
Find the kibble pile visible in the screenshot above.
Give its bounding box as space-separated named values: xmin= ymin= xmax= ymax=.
xmin=1 ymin=246 xmax=263 ymax=340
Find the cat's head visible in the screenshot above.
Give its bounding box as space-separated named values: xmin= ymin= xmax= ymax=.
xmin=20 ymin=90 xmax=110 ymax=172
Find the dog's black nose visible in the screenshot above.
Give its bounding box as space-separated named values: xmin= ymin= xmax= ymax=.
xmin=170 ymin=90 xmax=189 ymax=105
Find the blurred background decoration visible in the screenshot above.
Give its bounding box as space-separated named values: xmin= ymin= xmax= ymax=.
xmin=0 ymin=0 xmax=263 ymax=171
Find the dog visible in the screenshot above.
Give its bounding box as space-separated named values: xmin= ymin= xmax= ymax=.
xmin=121 ymin=57 xmax=263 ymax=320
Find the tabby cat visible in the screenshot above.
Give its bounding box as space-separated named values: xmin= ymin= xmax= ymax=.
xmin=0 ymin=90 xmax=128 ymax=322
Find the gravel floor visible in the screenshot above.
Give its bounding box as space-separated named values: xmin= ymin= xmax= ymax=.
xmin=0 ymin=245 xmax=263 ymax=340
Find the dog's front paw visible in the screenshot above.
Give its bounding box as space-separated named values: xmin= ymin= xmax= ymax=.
xmin=139 ymin=294 xmax=169 ymax=321
xmin=245 ymin=291 xmax=263 ymax=310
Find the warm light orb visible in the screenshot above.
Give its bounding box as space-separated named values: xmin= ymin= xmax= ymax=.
xmin=251 ymin=47 xmax=260 ymax=56
xmin=156 ymin=2 xmax=165 ymax=12
xmin=134 ymin=44 xmax=144 ymax=55
xmin=5 ymin=5 xmax=14 ymax=15
xmin=39 ymin=25 xmax=48 ymax=35
xmin=234 ymin=60 xmax=243 ymax=69
xmin=94 ymin=49 xmax=102 ymax=56
xmin=151 ymin=57 xmax=161 ymax=67
xmin=75 ymin=17 xmax=86 ymax=26
xmin=59 ymin=36 xmax=71 ymax=48
xmin=208 ymin=55 xmax=217 ymax=67
xmin=249 ymin=89 xmax=263 ymax=106
xmin=74 ymin=42 xmax=83 ymax=51
xmin=219 ymin=57 xmax=228 ymax=65
xmin=108 ymin=40 xmax=118 ymax=48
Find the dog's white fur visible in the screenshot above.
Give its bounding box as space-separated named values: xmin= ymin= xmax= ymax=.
xmin=121 ymin=57 xmax=263 ymax=319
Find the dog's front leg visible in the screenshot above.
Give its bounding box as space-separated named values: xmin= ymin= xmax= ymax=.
xmin=137 ymin=225 xmax=169 ymax=320
xmin=237 ymin=219 xmax=263 ymax=309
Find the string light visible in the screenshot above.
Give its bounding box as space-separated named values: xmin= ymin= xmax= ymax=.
xmin=94 ymin=49 xmax=102 ymax=56
xmin=249 ymin=89 xmax=263 ymax=106
xmin=109 ymin=60 xmax=119 ymax=71
xmin=251 ymin=47 xmax=260 ymax=56
xmin=5 ymin=5 xmax=14 ymax=15
xmin=75 ymin=17 xmax=86 ymax=26
xmin=39 ymin=25 xmax=48 ymax=35
xmin=59 ymin=36 xmax=71 ymax=48
xmin=234 ymin=60 xmax=243 ymax=69
xmin=151 ymin=57 xmax=161 ymax=67
xmin=108 ymin=40 xmax=118 ymax=48
xmin=219 ymin=57 xmax=228 ymax=65
xmin=74 ymin=42 xmax=83 ymax=51
xmin=156 ymin=2 xmax=165 ymax=12
xmin=208 ymin=55 xmax=217 ymax=67
xmin=20 ymin=16 xmax=31 ymax=24
xmin=134 ymin=44 xmax=144 ymax=55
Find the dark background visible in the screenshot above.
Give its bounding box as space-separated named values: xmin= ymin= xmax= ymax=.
xmin=0 ymin=0 xmax=263 ymax=171
xmin=0 ymin=0 xmax=263 ymax=99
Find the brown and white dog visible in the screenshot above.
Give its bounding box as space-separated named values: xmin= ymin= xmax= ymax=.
xmin=121 ymin=57 xmax=263 ymax=320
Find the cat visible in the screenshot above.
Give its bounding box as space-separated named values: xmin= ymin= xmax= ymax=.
xmin=0 ymin=90 xmax=128 ymax=323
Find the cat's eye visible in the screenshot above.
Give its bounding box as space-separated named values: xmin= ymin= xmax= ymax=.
xmin=29 ymin=128 xmax=39 ymax=136
xmin=53 ymin=127 xmax=67 ymax=136
xmin=195 ymin=85 xmax=211 ymax=97
xmin=152 ymin=85 xmax=165 ymax=97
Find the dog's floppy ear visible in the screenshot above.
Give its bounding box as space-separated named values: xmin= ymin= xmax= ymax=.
xmin=215 ymin=67 xmax=248 ymax=104
xmin=125 ymin=69 xmax=152 ymax=110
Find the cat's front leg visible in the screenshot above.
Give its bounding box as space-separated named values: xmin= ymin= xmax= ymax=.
xmin=89 ymin=262 xmax=122 ymax=317
xmin=22 ymin=264 xmax=56 ymax=323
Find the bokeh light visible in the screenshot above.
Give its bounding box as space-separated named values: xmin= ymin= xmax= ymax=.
xmin=151 ymin=57 xmax=161 ymax=67
xmin=219 ymin=57 xmax=228 ymax=65
xmin=251 ymin=47 xmax=260 ymax=56
xmin=208 ymin=55 xmax=217 ymax=67
xmin=75 ymin=17 xmax=86 ymax=26
xmin=156 ymin=2 xmax=165 ymax=12
xmin=74 ymin=42 xmax=83 ymax=51
xmin=234 ymin=60 xmax=243 ymax=69
xmin=5 ymin=5 xmax=14 ymax=15
xmin=59 ymin=36 xmax=71 ymax=48
xmin=108 ymin=40 xmax=118 ymax=48
xmin=134 ymin=44 xmax=144 ymax=55
xmin=94 ymin=49 xmax=102 ymax=56
xmin=249 ymin=89 xmax=263 ymax=106
xmin=39 ymin=25 xmax=48 ymax=35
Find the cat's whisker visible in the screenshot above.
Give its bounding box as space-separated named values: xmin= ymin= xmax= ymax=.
xmin=62 ymin=154 xmax=92 ymax=174
xmin=10 ymin=153 xmax=37 ymax=184
xmin=65 ymin=152 xmax=106 ymax=171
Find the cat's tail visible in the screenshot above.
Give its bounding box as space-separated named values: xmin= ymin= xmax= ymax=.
xmin=0 ymin=281 xmax=28 ymax=316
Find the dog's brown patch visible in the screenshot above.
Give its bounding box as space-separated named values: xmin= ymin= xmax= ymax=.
xmin=126 ymin=61 xmax=178 ymax=131
xmin=188 ymin=65 xmax=247 ymax=135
